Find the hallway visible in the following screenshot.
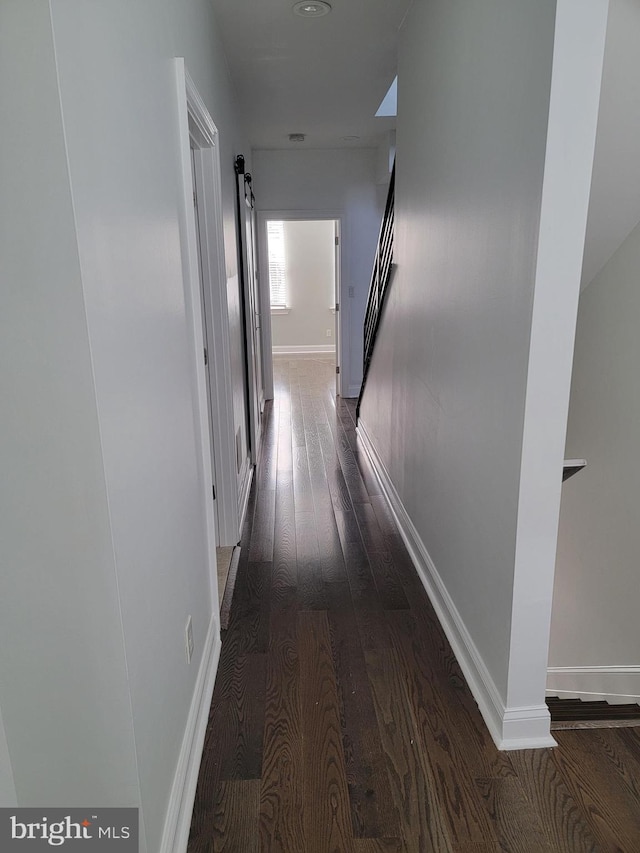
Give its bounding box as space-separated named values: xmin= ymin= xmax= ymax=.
xmin=187 ymin=357 xmax=640 ymax=853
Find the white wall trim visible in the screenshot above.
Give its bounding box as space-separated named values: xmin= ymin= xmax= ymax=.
xmin=357 ymin=418 xmax=556 ymax=750
xmin=159 ymin=612 xmax=221 ymax=853
xmin=548 ymin=665 xmax=640 ymax=674
xmin=272 ymin=344 xmax=335 ymax=355
xmin=506 ymin=0 xmax=610 ymax=714
xmin=547 ymin=665 xmax=640 ymax=702
xmin=238 ymin=463 xmax=254 ymax=534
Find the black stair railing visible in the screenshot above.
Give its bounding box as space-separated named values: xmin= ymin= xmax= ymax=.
xmin=356 ymin=162 xmax=395 ymax=420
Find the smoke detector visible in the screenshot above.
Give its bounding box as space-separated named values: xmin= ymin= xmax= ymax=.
xmin=293 ymin=1 xmax=332 ymax=18
xmin=288 ymin=133 xmax=306 ymax=143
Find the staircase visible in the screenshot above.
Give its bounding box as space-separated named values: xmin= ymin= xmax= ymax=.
xmin=547 ymin=695 xmax=640 ymax=729
xmin=356 ymin=162 xmax=395 ymax=420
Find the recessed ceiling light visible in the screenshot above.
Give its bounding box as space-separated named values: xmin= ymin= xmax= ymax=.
xmin=293 ymin=1 xmax=332 ymax=18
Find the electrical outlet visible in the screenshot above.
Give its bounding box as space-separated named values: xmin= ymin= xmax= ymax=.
xmin=326 ymin=328 xmax=332 ymax=337
xmin=185 ymin=616 xmax=194 ymax=664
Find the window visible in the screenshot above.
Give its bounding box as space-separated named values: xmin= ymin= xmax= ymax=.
xmin=267 ymin=220 xmax=287 ymax=309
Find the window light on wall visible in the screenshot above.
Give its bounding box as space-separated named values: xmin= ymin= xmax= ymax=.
xmin=267 ymin=221 xmax=287 ymax=309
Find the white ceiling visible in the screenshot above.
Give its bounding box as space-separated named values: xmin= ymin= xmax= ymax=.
xmin=210 ymin=0 xmax=411 ymax=149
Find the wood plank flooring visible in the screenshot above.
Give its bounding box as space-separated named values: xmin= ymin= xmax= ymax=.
xmin=188 ymin=356 xmax=640 ymax=853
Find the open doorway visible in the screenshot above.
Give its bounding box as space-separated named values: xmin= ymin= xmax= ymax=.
xmin=262 ymin=216 xmax=342 ymax=397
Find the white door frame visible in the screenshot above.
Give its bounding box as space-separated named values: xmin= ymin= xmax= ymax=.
xmin=256 ymin=210 xmax=346 ymax=398
xmin=236 ymin=165 xmax=264 ymax=463
xmin=174 ymin=59 xmax=240 ymax=560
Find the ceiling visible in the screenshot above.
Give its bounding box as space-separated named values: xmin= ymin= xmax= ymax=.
xmin=210 ymin=0 xmax=411 ymax=149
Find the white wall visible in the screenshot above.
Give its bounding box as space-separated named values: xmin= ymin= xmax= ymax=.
xmin=50 ymin=1 xmax=250 ymax=848
xmin=361 ymin=0 xmax=556 ymax=703
xmin=253 ymin=148 xmax=382 ymax=396
xmin=0 ymin=0 xmax=140 ymax=811
xmin=1 ymin=0 xmax=249 ymax=847
xmin=549 ymin=220 xmax=640 ymax=701
xmin=271 ymin=220 xmax=336 ymax=350
xmin=359 ymin=0 xmax=607 ymax=747
xmin=581 ymin=0 xmax=640 ymax=288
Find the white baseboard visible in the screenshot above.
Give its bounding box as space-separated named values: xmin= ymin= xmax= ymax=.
xmin=345 ymin=383 xmax=361 ymax=399
xmin=357 ymin=418 xmax=555 ymax=751
xmin=547 ymin=666 xmax=640 ymax=703
xmin=272 ymin=344 xmax=335 ymax=355
xmin=159 ymin=613 xmax=222 ymax=853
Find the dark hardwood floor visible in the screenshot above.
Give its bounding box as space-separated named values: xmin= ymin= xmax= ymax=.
xmin=188 ymin=356 xmax=640 ymax=853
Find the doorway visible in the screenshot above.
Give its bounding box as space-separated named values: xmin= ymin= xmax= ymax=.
xmin=175 ymin=60 xmax=242 ymax=613
xmin=260 ymin=215 xmax=342 ymax=398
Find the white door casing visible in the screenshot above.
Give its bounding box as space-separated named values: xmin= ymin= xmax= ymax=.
xmin=257 ymin=210 xmax=345 ymax=398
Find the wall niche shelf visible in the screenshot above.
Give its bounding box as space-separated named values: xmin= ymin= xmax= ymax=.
xmin=563 ymin=459 xmax=587 ymax=482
